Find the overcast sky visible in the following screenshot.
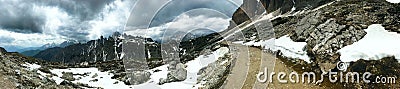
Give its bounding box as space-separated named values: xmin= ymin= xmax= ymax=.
xmin=0 ymin=0 xmax=242 ymax=51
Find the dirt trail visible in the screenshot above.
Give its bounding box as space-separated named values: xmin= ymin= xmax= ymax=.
xmin=0 ymin=74 xmax=16 ymax=89
xmin=253 ymin=49 xmax=276 ymax=89
xmin=222 ymin=43 xmax=276 ymax=89
xmin=267 ymin=59 xmax=324 ymax=89
xmin=222 ymin=44 xmax=250 ymax=89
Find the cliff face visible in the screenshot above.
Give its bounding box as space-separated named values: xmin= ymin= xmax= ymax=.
xmin=228 ymin=0 xmax=333 ymax=29
xmin=33 ymin=34 xmax=123 ymax=63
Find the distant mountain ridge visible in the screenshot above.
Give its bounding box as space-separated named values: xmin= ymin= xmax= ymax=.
xmin=20 ymin=40 xmax=78 ymax=56
xmin=33 ymin=32 xmax=124 ymax=63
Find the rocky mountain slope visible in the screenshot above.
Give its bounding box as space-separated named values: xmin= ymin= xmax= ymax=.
xmin=20 ymin=40 xmax=78 ymax=56
xmin=227 ymin=0 xmax=334 ymax=30
xmin=225 ymin=0 xmax=400 ymax=88
xmin=0 ymin=47 xmax=76 ymax=88
xmin=32 ymin=32 xmax=164 ymax=64
xmin=33 ymin=33 xmax=124 ymax=63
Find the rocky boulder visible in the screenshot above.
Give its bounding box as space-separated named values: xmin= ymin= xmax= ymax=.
xmin=197 ymin=54 xmax=231 ymax=89
xmin=159 ymin=63 xmax=187 ymax=85
xmin=0 ymin=47 xmax=6 ymax=55
xmin=128 ymin=71 xmax=151 ymax=85
xmin=61 ymin=72 xmax=75 ymax=81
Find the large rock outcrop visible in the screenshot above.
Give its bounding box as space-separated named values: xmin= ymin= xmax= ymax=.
xmin=274 ymin=0 xmax=400 ymax=68
xmin=159 ymin=63 xmax=187 ymax=85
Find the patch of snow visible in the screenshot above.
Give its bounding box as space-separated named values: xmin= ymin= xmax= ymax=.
xmin=250 ymin=36 xmax=257 ymax=39
xmin=52 ymin=76 xmax=64 ymax=85
xmin=234 ymin=35 xmax=311 ymax=63
xmin=147 ymin=49 xmax=151 ymax=58
xmin=50 ymin=68 xmax=133 ymax=89
xmin=311 ymin=1 xmax=335 ymax=12
xmin=135 ymin=47 xmax=230 ymax=89
xmin=386 ymin=0 xmax=400 ymax=3
xmin=269 ymin=35 xmax=310 ymax=63
xmin=37 ymin=71 xmax=47 ymax=79
xmin=148 ymin=65 xmax=169 ymax=84
xmin=22 ymin=63 xmax=41 ymax=70
xmin=232 ymin=41 xmax=244 ymax=44
xmin=244 ymin=41 xmax=256 ymax=46
xmin=186 ymin=47 xmax=229 ymax=73
xmin=220 ymin=60 xmax=228 ymax=65
xmin=119 ymin=52 xmax=125 ymax=59
xmin=338 ymin=24 xmax=400 ymax=62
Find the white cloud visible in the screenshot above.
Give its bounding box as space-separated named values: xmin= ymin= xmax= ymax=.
xmin=125 ymin=13 xmax=230 ymax=40
xmin=0 ymin=29 xmax=65 ymax=47
xmin=0 ymin=0 xmax=134 ymax=48
xmin=87 ymin=0 xmax=134 ymax=40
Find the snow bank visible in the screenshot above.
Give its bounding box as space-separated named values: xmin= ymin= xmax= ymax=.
xmin=186 ymin=47 xmax=229 ymax=73
xmin=271 ymin=36 xmax=310 ymax=63
xmin=234 ymin=35 xmax=311 ymax=63
xmin=33 ymin=47 xmax=229 ymax=89
xmin=338 ymin=24 xmax=400 ymax=62
xmin=50 ymin=68 xmax=133 ymax=89
xmin=135 ymin=47 xmax=229 ymax=89
xmin=22 ymin=63 xmax=41 ymax=70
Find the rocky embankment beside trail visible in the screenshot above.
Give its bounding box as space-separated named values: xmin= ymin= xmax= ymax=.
xmin=0 ymin=46 xmax=148 ymax=88
xmin=280 ymin=0 xmax=400 ymax=88
xmin=227 ymin=0 xmax=400 ymax=88
xmin=273 ymin=0 xmax=400 ymax=71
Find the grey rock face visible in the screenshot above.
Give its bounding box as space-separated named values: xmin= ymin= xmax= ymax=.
xmin=61 ymin=72 xmax=75 ymax=81
xmin=271 ymin=0 xmax=399 ymax=72
xmin=128 ymin=71 xmax=151 ymax=85
xmin=159 ymin=63 xmax=187 ymax=85
xmin=0 ymin=47 xmax=6 ymax=55
xmin=286 ymin=11 xmax=367 ymax=71
xmin=197 ymin=54 xmax=231 ymax=89
xmin=309 ymin=18 xmax=366 ymax=55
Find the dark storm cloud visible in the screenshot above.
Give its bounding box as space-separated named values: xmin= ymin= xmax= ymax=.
xmin=149 ymin=0 xmax=239 ymax=27
xmin=0 ymin=0 xmax=242 ymax=48
xmin=0 ymin=0 xmax=134 ymax=42
xmin=0 ymin=1 xmax=45 ymax=33
xmin=0 ymin=0 xmax=117 ymax=33
xmin=0 ymin=0 xmax=136 ymax=50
